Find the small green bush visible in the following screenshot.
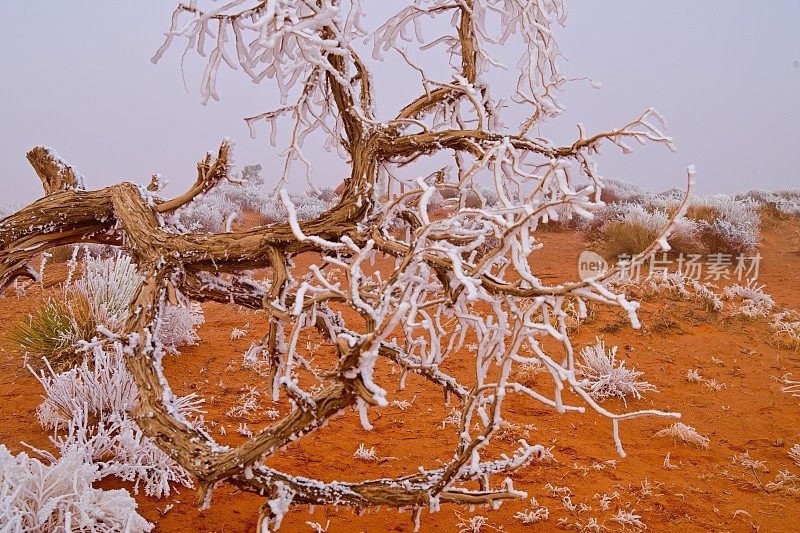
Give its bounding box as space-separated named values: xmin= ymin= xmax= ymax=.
xmin=8 ymin=299 xmax=78 ymax=371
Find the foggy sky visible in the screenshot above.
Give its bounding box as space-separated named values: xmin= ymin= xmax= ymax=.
xmin=1 ymin=1 xmax=798 ymax=207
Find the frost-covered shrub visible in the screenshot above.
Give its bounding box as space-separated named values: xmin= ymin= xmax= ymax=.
xmin=173 ymin=180 xmax=268 ymax=232
xmin=34 ymin=347 xmax=138 ymax=429
xmin=737 ymin=189 xmax=800 ymax=218
xmin=586 ymin=192 xmax=758 ymax=256
xmin=32 ymin=345 xmax=194 ymax=498
xmin=260 ymin=189 xmax=337 ymax=223
xmin=575 ymin=338 xmax=656 ymax=404
xmin=73 ymin=253 xmax=143 ymax=332
xmin=599 ymin=178 xmax=652 ymax=205
xmin=589 ymin=204 xmax=700 ymax=257
xmin=689 ymin=195 xmax=760 ymax=254
xmin=771 ymin=310 xmax=800 ymax=351
xmin=639 ymin=272 xmax=724 ymax=311
xmin=174 ymin=195 xmax=239 ymax=233
xmin=724 ymin=281 xmax=775 ymax=318
xmin=174 ymin=180 xmax=339 ymax=231
xmin=0 ymin=445 xmax=153 ymax=532
xmin=653 ymin=422 xmax=710 ymax=449
xmin=156 ymin=303 xmax=205 ymax=354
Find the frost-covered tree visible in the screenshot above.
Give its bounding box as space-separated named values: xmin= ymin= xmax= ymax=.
xmin=1 ymin=1 xmax=695 ymax=529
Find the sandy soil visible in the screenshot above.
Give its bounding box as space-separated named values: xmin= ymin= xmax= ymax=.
xmin=1 ymin=225 xmax=799 ymax=532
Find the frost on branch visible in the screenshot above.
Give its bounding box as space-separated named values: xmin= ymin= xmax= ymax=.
xmin=0 ymin=0 xmax=698 ymax=528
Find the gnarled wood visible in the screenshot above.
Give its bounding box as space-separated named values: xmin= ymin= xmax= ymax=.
xmin=0 ymin=2 xmax=688 ymax=528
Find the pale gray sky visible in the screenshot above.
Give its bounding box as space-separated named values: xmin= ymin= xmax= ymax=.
xmin=1 ymin=1 xmax=798 ymax=206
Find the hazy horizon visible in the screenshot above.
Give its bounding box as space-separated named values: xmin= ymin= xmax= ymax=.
xmin=1 ymin=1 xmax=798 ymax=207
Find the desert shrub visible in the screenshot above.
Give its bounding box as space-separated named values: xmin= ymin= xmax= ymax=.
xmin=174 ymin=195 xmax=239 ymax=233
xmin=73 ymin=253 xmax=143 ymax=332
xmin=690 ymin=195 xmax=760 ymax=254
xmin=156 ymin=303 xmax=205 ymax=354
xmin=7 ymin=299 xmax=79 ymax=370
xmin=173 ymin=180 xmax=264 ymax=232
xmin=587 ymin=193 xmax=759 ymax=256
xmin=575 ymin=338 xmax=656 ymax=404
xmin=32 ymin=345 xmax=195 ymax=498
xmin=9 ymin=253 xmax=201 ymax=369
xmin=723 ymin=281 xmax=775 ymax=318
xmin=0 ymin=444 xmax=153 ymax=532
xmin=737 ymin=189 xmax=800 ymax=218
xmin=599 ymin=178 xmax=652 ymax=205
xmin=261 ymin=189 xmax=337 ymax=223
xmin=174 ymin=180 xmax=339 ymax=231
xmin=655 ymin=187 xmax=685 ymax=201
xmin=590 ymin=204 xmax=701 ymax=258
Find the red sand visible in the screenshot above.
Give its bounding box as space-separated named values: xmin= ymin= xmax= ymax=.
xmin=2 ymin=228 xmax=799 ymax=532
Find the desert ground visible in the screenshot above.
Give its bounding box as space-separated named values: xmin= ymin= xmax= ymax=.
xmin=2 ymin=205 xmax=799 ymax=532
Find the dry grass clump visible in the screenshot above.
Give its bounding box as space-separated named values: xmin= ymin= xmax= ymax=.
xmin=513 ymin=361 xmax=548 ymax=388
xmin=771 ymin=310 xmax=800 ymax=351
xmin=685 ymin=203 xmax=720 ymax=224
xmin=610 ymin=509 xmax=647 ymax=530
xmin=586 ymin=186 xmax=763 ymax=257
xmin=724 ymin=281 xmax=775 ymax=318
xmin=654 ymin=422 xmax=710 ymax=449
xmin=586 ymin=204 xmax=702 ymax=258
xmin=7 ymin=296 xmax=93 ymax=371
